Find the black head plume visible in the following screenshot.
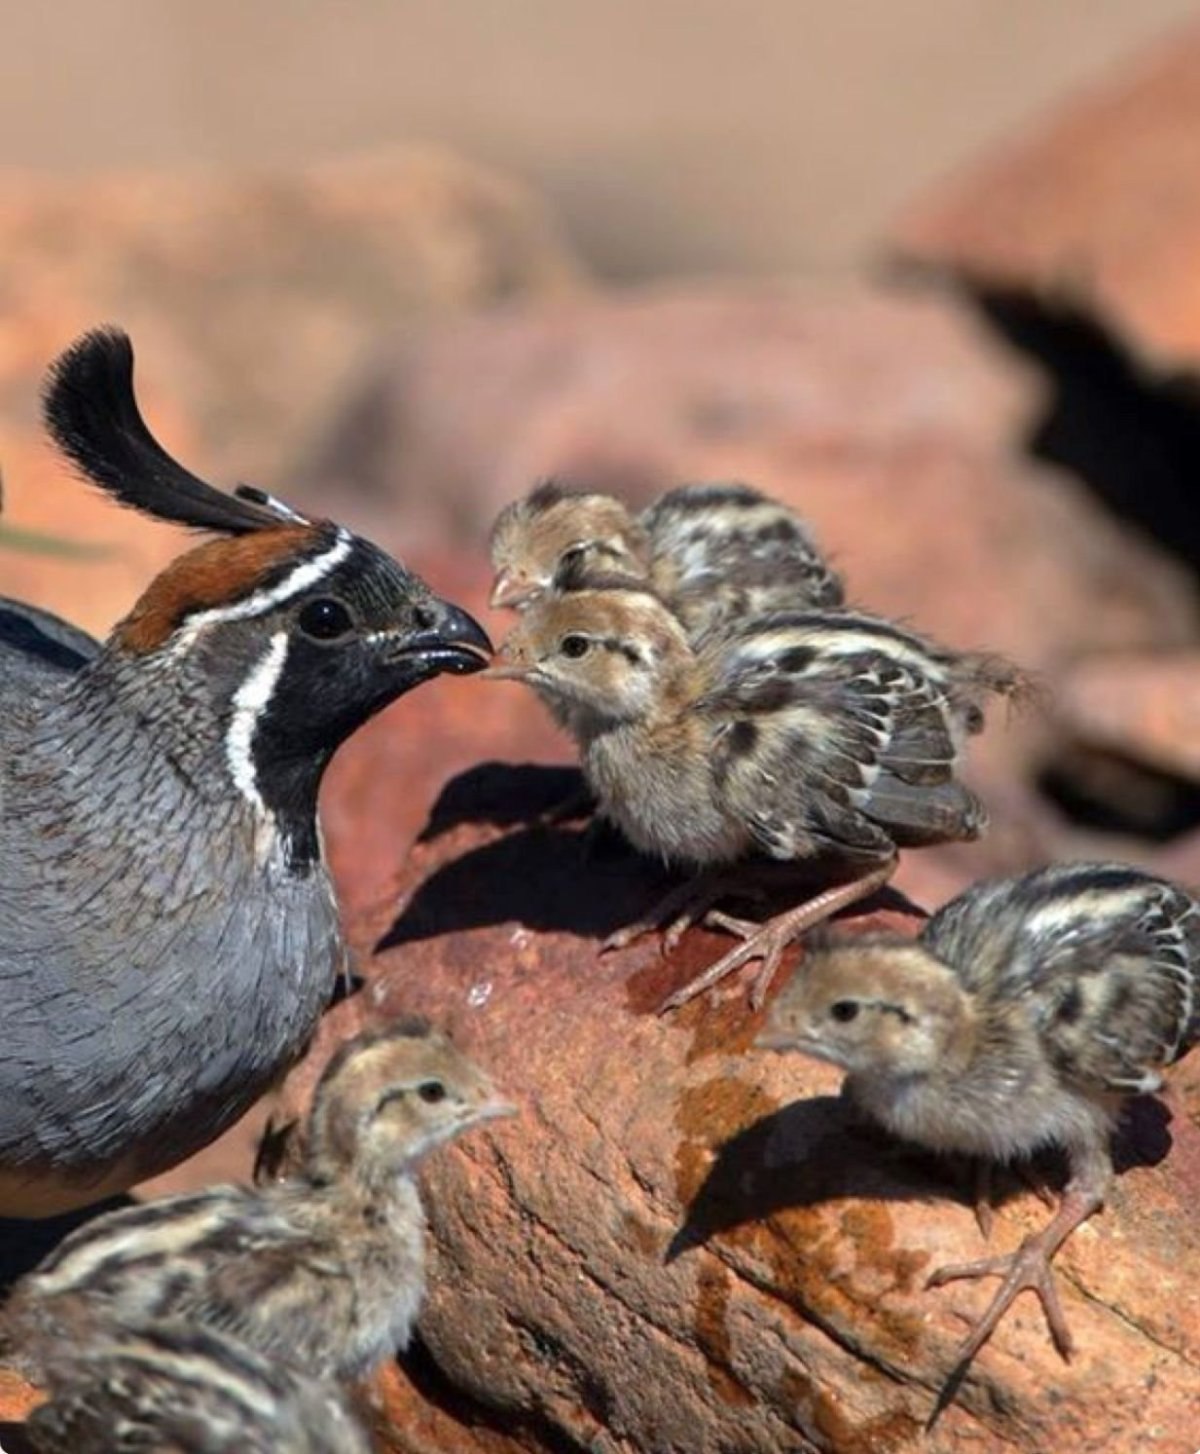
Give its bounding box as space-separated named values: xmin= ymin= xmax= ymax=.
xmin=42 ymin=327 xmax=312 ymax=535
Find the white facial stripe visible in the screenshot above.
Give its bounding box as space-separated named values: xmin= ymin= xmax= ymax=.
xmin=227 ymin=632 xmax=289 ymax=814
xmin=174 ymin=528 xmax=354 ymax=648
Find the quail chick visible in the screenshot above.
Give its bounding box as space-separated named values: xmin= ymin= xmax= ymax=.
xmin=758 ymin=861 xmax=1200 ymax=1379
xmin=3 ymin=1021 xmax=514 ymax=1383
xmin=489 ymin=479 xmax=844 ymax=640
xmin=25 ymin=1323 xmax=369 ymax=1454
xmin=0 ymin=328 xmax=491 ymax=1217
xmin=485 ymin=580 xmax=1017 ymax=1009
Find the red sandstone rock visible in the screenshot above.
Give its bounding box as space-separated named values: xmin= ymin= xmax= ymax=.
xmin=893 ymin=21 xmax=1200 ymax=369
xmin=226 ymin=760 xmax=1200 ymax=1454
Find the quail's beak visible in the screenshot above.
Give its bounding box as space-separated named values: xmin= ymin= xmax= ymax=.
xmin=489 ymin=570 xmax=539 ymax=610
xmin=388 ymin=598 xmax=493 ymax=681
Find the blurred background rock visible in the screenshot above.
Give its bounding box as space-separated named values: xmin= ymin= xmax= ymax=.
xmin=1 ymin=0 xmax=1194 ymax=278
xmin=4 ymin=7 xmax=1200 ymax=1452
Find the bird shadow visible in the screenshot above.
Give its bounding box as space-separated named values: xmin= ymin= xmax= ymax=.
xmin=382 ymin=762 xmax=689 ymax=949
xmin=0 ymin=1421 xmax=35 ymax=1453
xmin=0 ymin=1198 xmax=134 ymax=1297
xmin=669 ymin=1095 xmax=957 ymax=1261
xmin=417 ymin=762 xmax=593 ymax=843
xmin=379 ymin=820 xmax=661 ymax=949
xmin=669 ymin=1091 xmax=1176 ymax=1263
xmin=381 ymin=761 xmax=912 ymax=953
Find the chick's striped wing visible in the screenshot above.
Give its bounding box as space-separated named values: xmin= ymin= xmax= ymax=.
xmin=8 ymin=1186 xmax=353 ymax=1376
xmin=168 ymin=1195 xmax=358 ymax=1374
xmin=699 ymin=614 xmax=985 ymax=862
xmin=927 ymin=863 xmax=1200 ymax=1093
xmin=27 ymin=1324 xmax=368 ymax=1454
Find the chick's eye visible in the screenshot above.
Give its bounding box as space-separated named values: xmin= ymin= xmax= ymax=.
xmin=560 ymin=544 xmax=586 ymax=564
xmin=560 ymin=634 xmax=591 ymax=659
xmin=417 ymin=1080 xmax=447 ymax=1104
xmin=829 ymin=1000 xmax=860 ymax=1024
xmin=298 ymin=597 xmax=354 ymax=641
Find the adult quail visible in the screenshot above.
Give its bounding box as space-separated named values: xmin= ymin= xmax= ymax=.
xmin=759 ymin=861 xmax=1200 ymax=1385
xmin=485 ymin=577 xmax=1018 ymax=1009
xmin=0 ymin=328 xmax=491 ymax=1217
xmin=4 ymin=1020 xmax=513 ymax=1382
xmin=489 ymin=479 xmax=844 ymax=640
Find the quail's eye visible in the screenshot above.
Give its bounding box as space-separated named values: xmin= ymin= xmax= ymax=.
xmin=829 ymin=1000 xmax=860 ymax=1024
xmin=417 ymin=1080 xmax=447 ymax=1104
xmin=560 ymin=543 xmax=587 ymax=565
xmin=560 ymin=634 xmax=591 ymax=659
xmin=298 ymin=597 xmax=354 ymax=641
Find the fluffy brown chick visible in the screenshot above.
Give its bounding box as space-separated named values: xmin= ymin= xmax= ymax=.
xmin=2 ymin=1021 xmax=514 ymax=1385
xmin=759 ymin=861 xmax=1200 ymax=1391
xmin=25 ymin=1322 xmax=369 ymax=1454
xmin=485 ymin=580 xmax=1016 ymax=1009
xmin=488 ymin=479 xmax=843 ymax=640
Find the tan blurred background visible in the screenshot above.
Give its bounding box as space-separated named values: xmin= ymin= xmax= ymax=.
xmin=2 ymin=0 xmax=1195 ymax=278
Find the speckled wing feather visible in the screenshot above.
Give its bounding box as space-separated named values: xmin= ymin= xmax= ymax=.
xmin=924 ymin=863 xmax=1200 ymax=1093
xmin=639 ymin=482 xmax=844 ymax=640
xmin=6 ymin=1186 xmax=355 ymax=1378
xmin=699 ymin=611 xmax=987 ymax=862
xmin=26 ymin=1322 xmax=369 ymax=1454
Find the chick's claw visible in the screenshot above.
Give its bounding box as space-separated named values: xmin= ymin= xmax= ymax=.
xmin=658 ymin=862 xmax=897 ymax=1013
xmin=601 ymin=873 xmax=731 ymax=955
xmin=929 ymin=1239 xmax=1074 ymax=1365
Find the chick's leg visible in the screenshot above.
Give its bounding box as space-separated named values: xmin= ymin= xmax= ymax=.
xmin=658 ymin=859 xmax=897 ymax=1013
xmin=928 ymin=1156 xmax=1109 ymax=1372
xmin=603 ymin=867 xmax=766 ymax=955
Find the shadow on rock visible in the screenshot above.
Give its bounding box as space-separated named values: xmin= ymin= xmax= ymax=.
xmin=671 ymin=1088 xmax=1177 ymax=1263
xmin=0 ymin=1421 xmax=35 ymax=1454
xmin=418 ymin=762 xmax=593 ymax=843
xmin=0 ymin=1197 xmax=133 ymax=1295
xmin=385 ymin=761 xmax=922 ymax=956
xmin=669 ymin=1096 xmax=952 ymax=1260
xmin=380 ymin=820 xmax=672 ymax=949
xmin=1111 ymin=1094 xmax=1173 ymax=1175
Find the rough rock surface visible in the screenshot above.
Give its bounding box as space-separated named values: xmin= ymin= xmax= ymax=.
xmin=892 ymin=20 xmax=1200 ymax=370
xmin=214 ymin=754 xmax=1200 ymax=1454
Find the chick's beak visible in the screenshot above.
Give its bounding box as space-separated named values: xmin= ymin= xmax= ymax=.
xmin=754 ymin=1025 xmax=802 ymax=1053
xmin=478 ymin=638 xmax=536 ymax=681
xmin=388 ymin=597 xmax=493 ymax=679
xmin=479 ymin=659 xmax=533 ymax=681
xmin=477 ymin=1095 xmax=519 ymax=1123
xmin=489 ymin=570 xmax=538 ymax=610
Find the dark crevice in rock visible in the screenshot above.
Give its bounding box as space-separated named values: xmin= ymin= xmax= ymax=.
xmin=903 ymin=278 xmax=1200 ymax=842
xmin=1035 ymin=746 xmax=1200 ymax=842
xmin=969 ymin=284 xmax=1200 ymax=579
xmin=399 ymin=1335 xmax=588 ymax=1454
